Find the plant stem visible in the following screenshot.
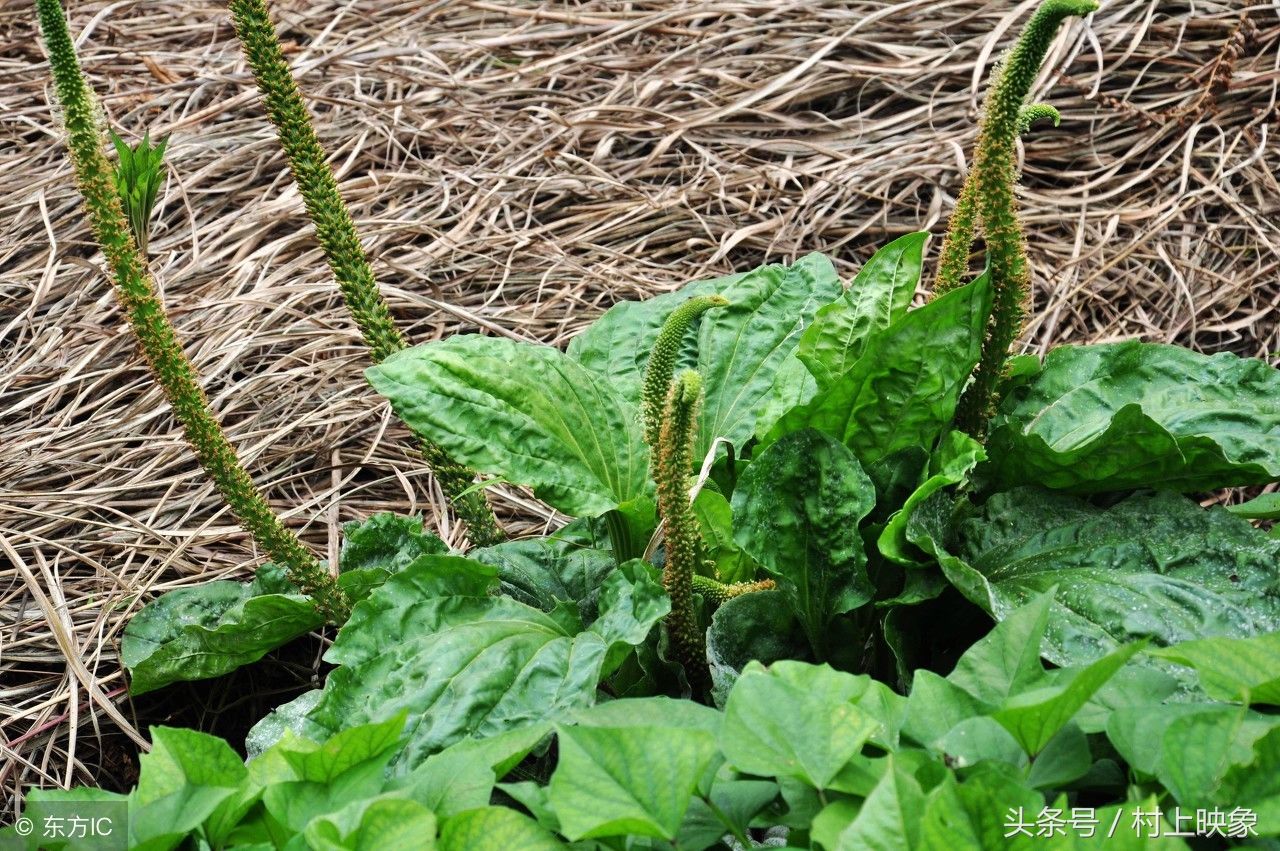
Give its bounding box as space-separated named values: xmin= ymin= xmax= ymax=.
xmin=934 ymin=0 xmax=1098 ymax=438
xmin=226 ymin=0 xmax=503 ymax=547
xmin=654 ymin=370 xmax=712 ymax=700
xmin=36 ymin=0 xmax=350 ymax=624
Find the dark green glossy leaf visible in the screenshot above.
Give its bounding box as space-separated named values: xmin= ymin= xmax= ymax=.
xmin=305 ymin=558 xmax=668 ymax=769
xmin=797 ymin=232 xmax=927 ymax=387
xmin=880 ymin=431 xmax=985 ymax=566
xmin=568 ymin=253 xmax=842 ymax=458
xmin=706 ymin=590 xmax=808 ymax=703
xmin=122 ymin=566 xmax=323 ymax=696
xmin=367 ymin=335 xmax=649 ymax=518
xmin=470 ymin=534 xmax=617 ymax=622
xmin=910 ymin=488 xmax=1280 ymax=669
xmin=986 ymin=342 xmax=1280 ymax=493
xmin=732 ymin=429 xmax=876 ymax=659
xmin=765 ymin=274 xmax=991 ymax=465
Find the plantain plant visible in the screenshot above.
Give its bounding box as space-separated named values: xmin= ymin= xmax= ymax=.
xmin=225 ymin=0 xmax=504 ymax=547
xmin=35 ymin=0 xmax=350 ymax=624
xmin=16 ymin=2 xmax=1280 ymax=846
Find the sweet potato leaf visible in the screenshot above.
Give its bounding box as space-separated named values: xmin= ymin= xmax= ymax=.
xmin=367 ymin=335 xmax=650 ymax=518
xmin=985 ymin=341 xmax=1280 ymax=493
xmin=1151 ymin=632 xmax=1280 ymax=706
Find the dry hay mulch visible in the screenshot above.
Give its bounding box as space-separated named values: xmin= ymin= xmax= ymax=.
xmin=2 ymin=0 xmax=1278 ymax=815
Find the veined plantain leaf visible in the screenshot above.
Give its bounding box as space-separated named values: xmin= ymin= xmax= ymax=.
xmin=908 ymin=487 xmax=1280 ymax=669
xmin=732 ymin=429 xmax=876 ymax=661
xmin=122 ymin=565 xmax=324 ymax=696
xmin=985 ymin=341 xmax=1280 ymax=493
xmin=568 ymin=252 xmax=841 ymax=458
xmin=765 ymin=274 xmax=992 ymax=465
xmin=304 ymin=556 xmax=668 ymax=769
xmin=367 ymin=335 xmax=650 ymax=518
xmin=797 ymin=232 xmax=927 ymax=388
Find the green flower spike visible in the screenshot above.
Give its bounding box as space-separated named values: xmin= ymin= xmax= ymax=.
xmin=655 ymin=369 xmax=713 ymax=699
xmin=932 ymin=0 xmax=1098 ymax=438
xmin=641 ymin=295 xmax=729 ymax=448
xmin=226 ymin=0 xmax=503 ymax=547
xmin=36 ymin=0 xmax=350 ymax=623
xmin=691 ymin=574 xmax=776 ymax=608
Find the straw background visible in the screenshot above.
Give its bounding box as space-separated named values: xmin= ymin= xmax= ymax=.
xmin=2 ymin=0 xmax=1278 ymax=811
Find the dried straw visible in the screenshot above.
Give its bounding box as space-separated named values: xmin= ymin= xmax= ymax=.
xmin=2 ymin=0 xmax=1277 ymax=811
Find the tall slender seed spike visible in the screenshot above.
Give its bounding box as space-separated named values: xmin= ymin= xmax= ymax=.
xmin=655 ymin=370 xmax=712 ymax=699
xmin=225 ymin=0 xmax=502 ymax=547
xmin=932 ymin=0 xmax=1098 ymax=437
xmin=641 ymin=295 xmax=729 ymax=448
xmin=35 ymin=0 xmax=350 ymax=624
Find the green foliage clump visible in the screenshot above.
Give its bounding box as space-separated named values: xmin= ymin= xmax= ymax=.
xmin=109 ymin=130 xmax=167 ymax=255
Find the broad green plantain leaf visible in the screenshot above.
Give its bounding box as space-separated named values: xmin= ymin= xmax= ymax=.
xmin=304 ymin=557 xmax=668 ymax=769
xmin=122 ymin=565 xmax=324 ymax=696
xmin=766 ymin=274 xmax=992 ymax=465
xmin=568 ymin=253 xmax=842 ymax=458
xmin=706 ymin=589 xmax=808 ymax=703
xmin=439 ymin=807 xmax=566 ymax=850
xmin=985 ymin=341 xmax=1280 ymax=493
xmin=690 ymin=489 xmax=756 ymax=584
xmin=909 ymin=488 xmax=1280 ymax=670
xmin=548 ymin=723 xmax=718 ymax=841
xmin=1151 ymin=632 xmax=1280 ymax=706
xmin=797 ymin=232 xmax=927 ymax=388
xmin=337 ymin=513 xmax=448 ymax=602
xmin=367 ymin=335 xmax=649 ymax=518
xmin=720 ymin=661 xmax=882 ymax=789
xmin=469 ymin=534 xmax=617 ymax=622
xmin=880 ymin=430 xmax=986 ymax=565
xmin=732 ymin=429 xmax=876 ymax=660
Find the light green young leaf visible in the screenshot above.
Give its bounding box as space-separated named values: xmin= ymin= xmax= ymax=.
xmin=798 ymin=231 xmax=927 ymax=387
xmin=767 ymin=274 xmax=992 ymax=466
xmin=947 ymin=592 xmax=1053 ymax=706
xmin=439 ymin=807 xmax=566 ymax=851
xmin=993 ymin=641 xmax=1144 ymax=755
xmin=815 ymin=757 xmax=926 ymax=851
xmin=367 ymin=335 xmax=649 ymax=518
xmin=986 ymin=341 xmax=1280 ymax=493
xmin=548 ymin=723 xmax=717 ymax=841
xmin=121 ymin=566 xmax=323 ymax=696
xmin=130 ymin=727 xmax=247 ymax=850
xmin=721 ymin=661 xmax=880 ymax=789
xmin=1151 ymin=632 xmax=1280 ymax=705
xmin=691 ymin=489 xmax=756 ymax=584
xmin=910 ymin=488 xmax=1280 ymax=669
xmin=568 ymin=253 xmax=842 ymax=458
xmin=305 ymin=797 xmax=437 ymax=851
xmin=732 ymin=429 xmax=876 ymax=659
xmin=1226 ymin=491 xmax=1280 ymax=520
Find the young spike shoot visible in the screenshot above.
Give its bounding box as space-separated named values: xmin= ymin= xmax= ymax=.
xmin=691 ymin=574 xmax=776 ymax=608
xmin=226 ymin=0 xmax=503 ymax=547
xmin=655 ymin=369 xmax=713 ymax=699
xmin=641 ymin=294 xmax=729 ymax=448
xmin=36 ymin=0 xmax=350 ymax=623
xmin=110 ymin=130 xmax=168 ymax=256
xmin=932 ymin=0 xmax=1098 ymax=438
